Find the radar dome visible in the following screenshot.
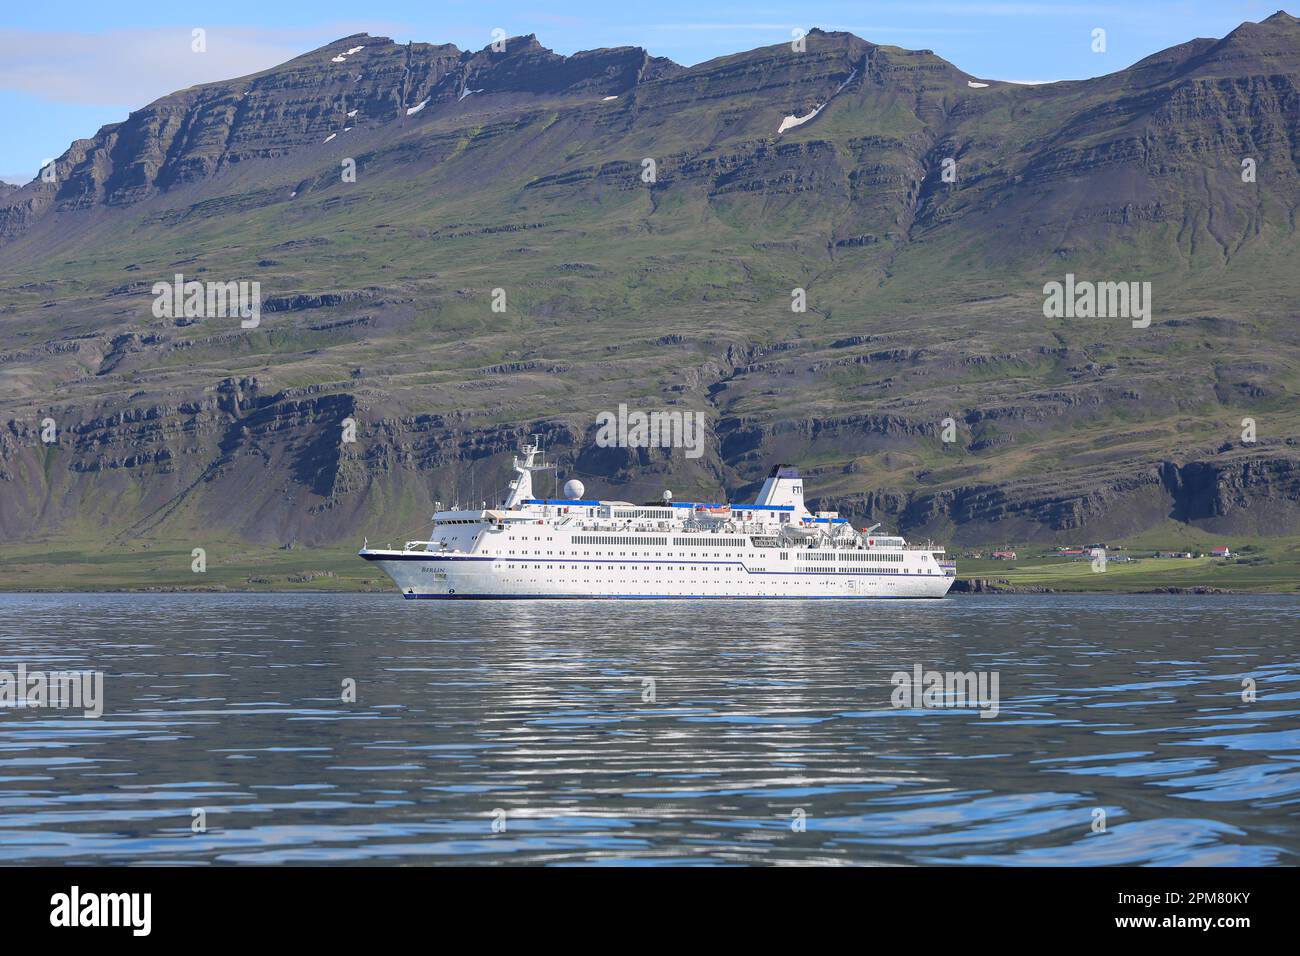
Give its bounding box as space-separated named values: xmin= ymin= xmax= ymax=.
xmin=563 ymin=479 xmax=585 ymax=499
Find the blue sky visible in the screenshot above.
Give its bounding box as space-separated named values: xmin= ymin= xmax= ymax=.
xmin=0 ymin=0 xmax=1284 ymax=183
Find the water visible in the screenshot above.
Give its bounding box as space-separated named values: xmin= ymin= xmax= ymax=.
xmin=0 ymin=592 xmax=1297 ymax=866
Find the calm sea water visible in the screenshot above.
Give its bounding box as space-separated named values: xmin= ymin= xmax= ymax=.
xmin=0 ymin=593 xmax=1297 ymax=866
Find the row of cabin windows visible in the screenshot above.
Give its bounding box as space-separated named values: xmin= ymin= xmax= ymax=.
xmin=801 ymin=551 xmax=903 ymax=562
xmin=504 ymin=566 xmax=774 ymax=573
xmin=479 ymin=544 xmax=906 ymax=564
xmin=504 ymin=531 xmax=896 ymax=557
xmin=500 ymin=564 xmax=921 ymax=575
xmin=572 ymin=536 xmax=669 ymax=546
xmin=801 ymin=567 xmax=903 ymax=574
xmin=494 ymin=551 xmax=757 ymax=557
xmin=521 ymin=534 xmax=750 ymax=547
xmin=507 ymin=565 xmax=734 ymax=570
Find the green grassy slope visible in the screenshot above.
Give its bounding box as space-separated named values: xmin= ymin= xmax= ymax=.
xmin=1 ymin=19 xmax=1299 ymax=587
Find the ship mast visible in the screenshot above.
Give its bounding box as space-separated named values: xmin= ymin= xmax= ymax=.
xmin=501 ymin=434 xmax=554 ymax=509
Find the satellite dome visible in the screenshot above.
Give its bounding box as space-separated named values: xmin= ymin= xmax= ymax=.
xmin=563 ymin=479 xmax=585 ymax=499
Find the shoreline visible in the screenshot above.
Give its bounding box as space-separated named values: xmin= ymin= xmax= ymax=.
xmin=0 ymin=585 xmax=1288 ymax=596
xmin=950 ymin=580 xmax=1243 ymax=596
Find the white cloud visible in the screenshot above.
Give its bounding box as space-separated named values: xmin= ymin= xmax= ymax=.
xmin=0 ymin=24 xmax=399 ymax=108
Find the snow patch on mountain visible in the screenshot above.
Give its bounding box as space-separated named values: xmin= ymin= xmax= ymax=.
xmin=778 ymin=106 xmax=822 ymax=134
xmin=777 ymin=68 xmax=856 ymax=135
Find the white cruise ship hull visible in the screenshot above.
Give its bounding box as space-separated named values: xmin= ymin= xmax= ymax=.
xmin=361 ymin=451 xmax=955 ymax=600
xmin=360 ymin=551 xmax=954 ymax=599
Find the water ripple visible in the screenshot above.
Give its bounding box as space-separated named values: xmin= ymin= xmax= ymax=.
xmin=0 ymin=592 xmax=1296 ymax=865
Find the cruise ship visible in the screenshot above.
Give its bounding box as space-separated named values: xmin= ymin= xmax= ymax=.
xmin=359 ymin=441 xmax=955 ymax=599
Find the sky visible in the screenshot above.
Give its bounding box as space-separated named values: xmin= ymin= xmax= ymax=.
xmin=0 ymin=0 xmax=1285 ymax=183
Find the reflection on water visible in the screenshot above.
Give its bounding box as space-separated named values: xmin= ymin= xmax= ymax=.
xmin=0 ymin=593 xmax=1297 ymax=865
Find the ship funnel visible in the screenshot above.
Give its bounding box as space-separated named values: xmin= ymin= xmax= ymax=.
xmin=753 ymin=464 xmax=809 ymax=516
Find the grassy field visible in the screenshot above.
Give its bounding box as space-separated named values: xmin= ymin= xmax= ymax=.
xmin=954 ymin=531 xmax=1300 ymax=593
xmin=0 ymin=541 xmax=382 ymax=592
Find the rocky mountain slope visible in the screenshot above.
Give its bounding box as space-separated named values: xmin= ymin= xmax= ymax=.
xmin=2 ymin=15 xmax=1299 ymax=554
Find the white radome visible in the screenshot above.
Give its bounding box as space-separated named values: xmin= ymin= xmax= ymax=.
xmin=563 ymin=479 xmax=585 ymax=499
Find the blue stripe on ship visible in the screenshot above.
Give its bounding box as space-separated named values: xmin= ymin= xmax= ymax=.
xmin=399 ymin=593 xmax=936 ymax=600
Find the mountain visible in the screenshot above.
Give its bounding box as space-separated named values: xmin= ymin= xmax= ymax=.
xmin=2 ymin=15 xmax=1299 ymax=559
